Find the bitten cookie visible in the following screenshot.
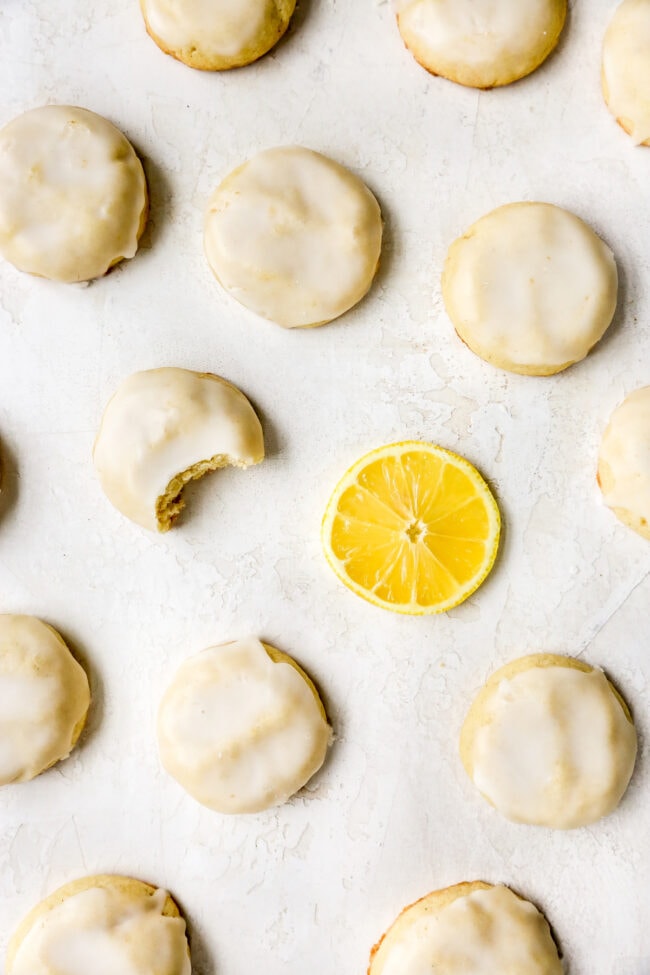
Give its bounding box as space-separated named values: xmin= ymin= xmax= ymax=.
xmin=0 ymin=614 xmax=90 ymax=785
xmin=204 ymin=146 xmax=383 ymax=328
xmin=442 ymin=202 xmax=618 ymax=375
xmin=369 ymin=882 xmax=562 ymax=975
xmin=0 ymin=105 xmax=148 ymax=282
xmin=396 ymin=0 xmax=567 ymax=89
xmin=140 ymin=0 xmax=297 ymax=70
xmin=602 ymin=0 xmax=650 ymax=145
xmin=598 ymin=386 xmax=650 ymax=538
xmin=460 ymin=654 xmax=637 ymax=828
xmin=93 ymin=367 xmax=264 ymax=532
xmin=7 ymin=875 xmax=191 ymax=975
xmin=158 ymin=637 xmax=332 ymax=813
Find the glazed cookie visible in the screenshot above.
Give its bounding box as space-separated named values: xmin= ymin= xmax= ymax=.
xmin=460 ymin=655 xmax=637 ymax=828
xmin=396 ymin=0 xmax=567 ymax=89
xmin=93 ymin=367 xmax=264 ymax=532
xmin=442 ymin=202 xmax=618 ymax=375
xmin=0 ymin=615 xmax=90 ymax=785
xmin=0 ymin=105 xmax=148 ymax=282
xmin=158 ymin=637 xmax=332 ymax=813
xmin=369 ymin=882 xmax=562 ymax=975
xmin=7 ymin=874 xmax=190 ymax=975
xmin=602 ymin=0 xmax=650 ymax=145
xmin=598 ymin=386 xmax=650 ymax=538
xmin=204 ymin=146 xmax=383 ymax=328
xmin=140 ymin=0 xmax=297 ymax=70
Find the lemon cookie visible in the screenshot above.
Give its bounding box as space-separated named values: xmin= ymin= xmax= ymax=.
xmin=157 ymin=637 xmax=332 ymax=813
xmin=204 ymin=146 xmax=383 ymax=328
xmin=602 ymin=0 xmax=650 ymax=145
xmin=140 ymin=0 xmax=297 ymax=70
xmin=369 ymin=882 xmax=562 ymax=975
xmin=93 ymin=367 xmax=264 ymax=532
xmin=7 ymin=874 xmax=190 ymax=975
xmin=0 ymin=105 xmax=148 ymax=282
xmin=442 ymin=202 xmax=618 ymax=376
xmin=396 ymin=0 xmax=567 ymax=90
xmin=460 ymin=654 xmax=637 ymax=829
xmin=598 ymin=386 xmax=650 ymax=538
xmin=0 ymin=615 xmax=90 ymax=785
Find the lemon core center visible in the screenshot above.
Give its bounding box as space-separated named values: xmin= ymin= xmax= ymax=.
xmin=405 ymin=520 xmax=425 ymax=543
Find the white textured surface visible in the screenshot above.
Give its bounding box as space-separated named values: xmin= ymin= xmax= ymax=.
xmin=0 ymin=2 xmax=649 ymax=974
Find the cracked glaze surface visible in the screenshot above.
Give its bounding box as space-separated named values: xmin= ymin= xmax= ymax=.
xmin=0 ymin=2 xmax=649 ymax=975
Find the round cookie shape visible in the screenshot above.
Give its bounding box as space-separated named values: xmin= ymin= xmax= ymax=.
xmin=602 ymin=0 xmax=650 ymax=146
xmin=442 ymin=202 xmax=618 ymax=376
xmin=369 ymin=882 xmax=562 ymax=975
xmin=0 ymin=105 xmax=148 ymax=282
xmin=396 ymin=0 xmax=567 ymax=90
xmin=7 ymin=874 xmax=191 ymax=975
xmin=460 ymin=654 xmax=637 ymax=829
xmin=0 ymin=614 xmax=90 ymax=785
xmin=204 ymin=146 xmax=383 ymax=328
xmin=140 ymin=0 xmax=297 ymax=70
xmin=157 ymin=637 xmax=332 ymax=813
xmin=93 ymin=367 xmax=264 ymax=532
xmin=598 ymin=386 xmax=650 ymax=538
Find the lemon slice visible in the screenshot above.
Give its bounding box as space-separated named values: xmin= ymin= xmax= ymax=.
xmin=321 ymin=442 xmax=500 ymax=615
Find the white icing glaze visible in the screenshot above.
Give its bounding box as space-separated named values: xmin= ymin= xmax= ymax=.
xmin=9 ymin=886 xmax=190 ymax=975
xmin=602 ymin=0 xmax=650 ymax=145
xmin=371 ymin=885 xmax=562 ymax=975
xmin=466 ymin=664 xmax=637 ymax=828
xmin=204 ymin=146 xmax=383 ymax=328
xmin=93 ymin=367 xmax=264 ymax=532
xmin=442 ymin=202 xmax=618 ymax=374
xmin=157 ymin=637 xmax=332 ymax=813
xmin=599 ymin=386 xmax=650 ymax=533
xmin=397 ymin=0 xmax=565 ymax=88
xmin=0 ymin=105 xmax=147 ymax=282
xmin=0 ymin=615 xmax=90 ymax=785
xmin=141 ymin=0 xmax=270 ymax=59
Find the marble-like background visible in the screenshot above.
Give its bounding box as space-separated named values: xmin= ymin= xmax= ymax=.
xmin=0 ymin=1 xmax=649 ymax=972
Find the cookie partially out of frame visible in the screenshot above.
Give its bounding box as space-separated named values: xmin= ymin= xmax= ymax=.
xmin=598 ymin=386 xmax=650 ymax=538
xmin=369 ymin=882 xmax=562 ymax=975
xmin=396 ymin=0 xmax=567 ymax=89
xmin=602 ymin=0 xmax=650 ymax=146
xmin=7 ymin=875 xmax=190 ymax=975
xmin=0 ymin=614 xmax=90 ymax=785
xmin=140 ymin=0 xmax=297 ymax=70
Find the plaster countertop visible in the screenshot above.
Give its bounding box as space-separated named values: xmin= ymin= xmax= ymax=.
xmin=0 ymin=2 xmax=649 ymax=973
